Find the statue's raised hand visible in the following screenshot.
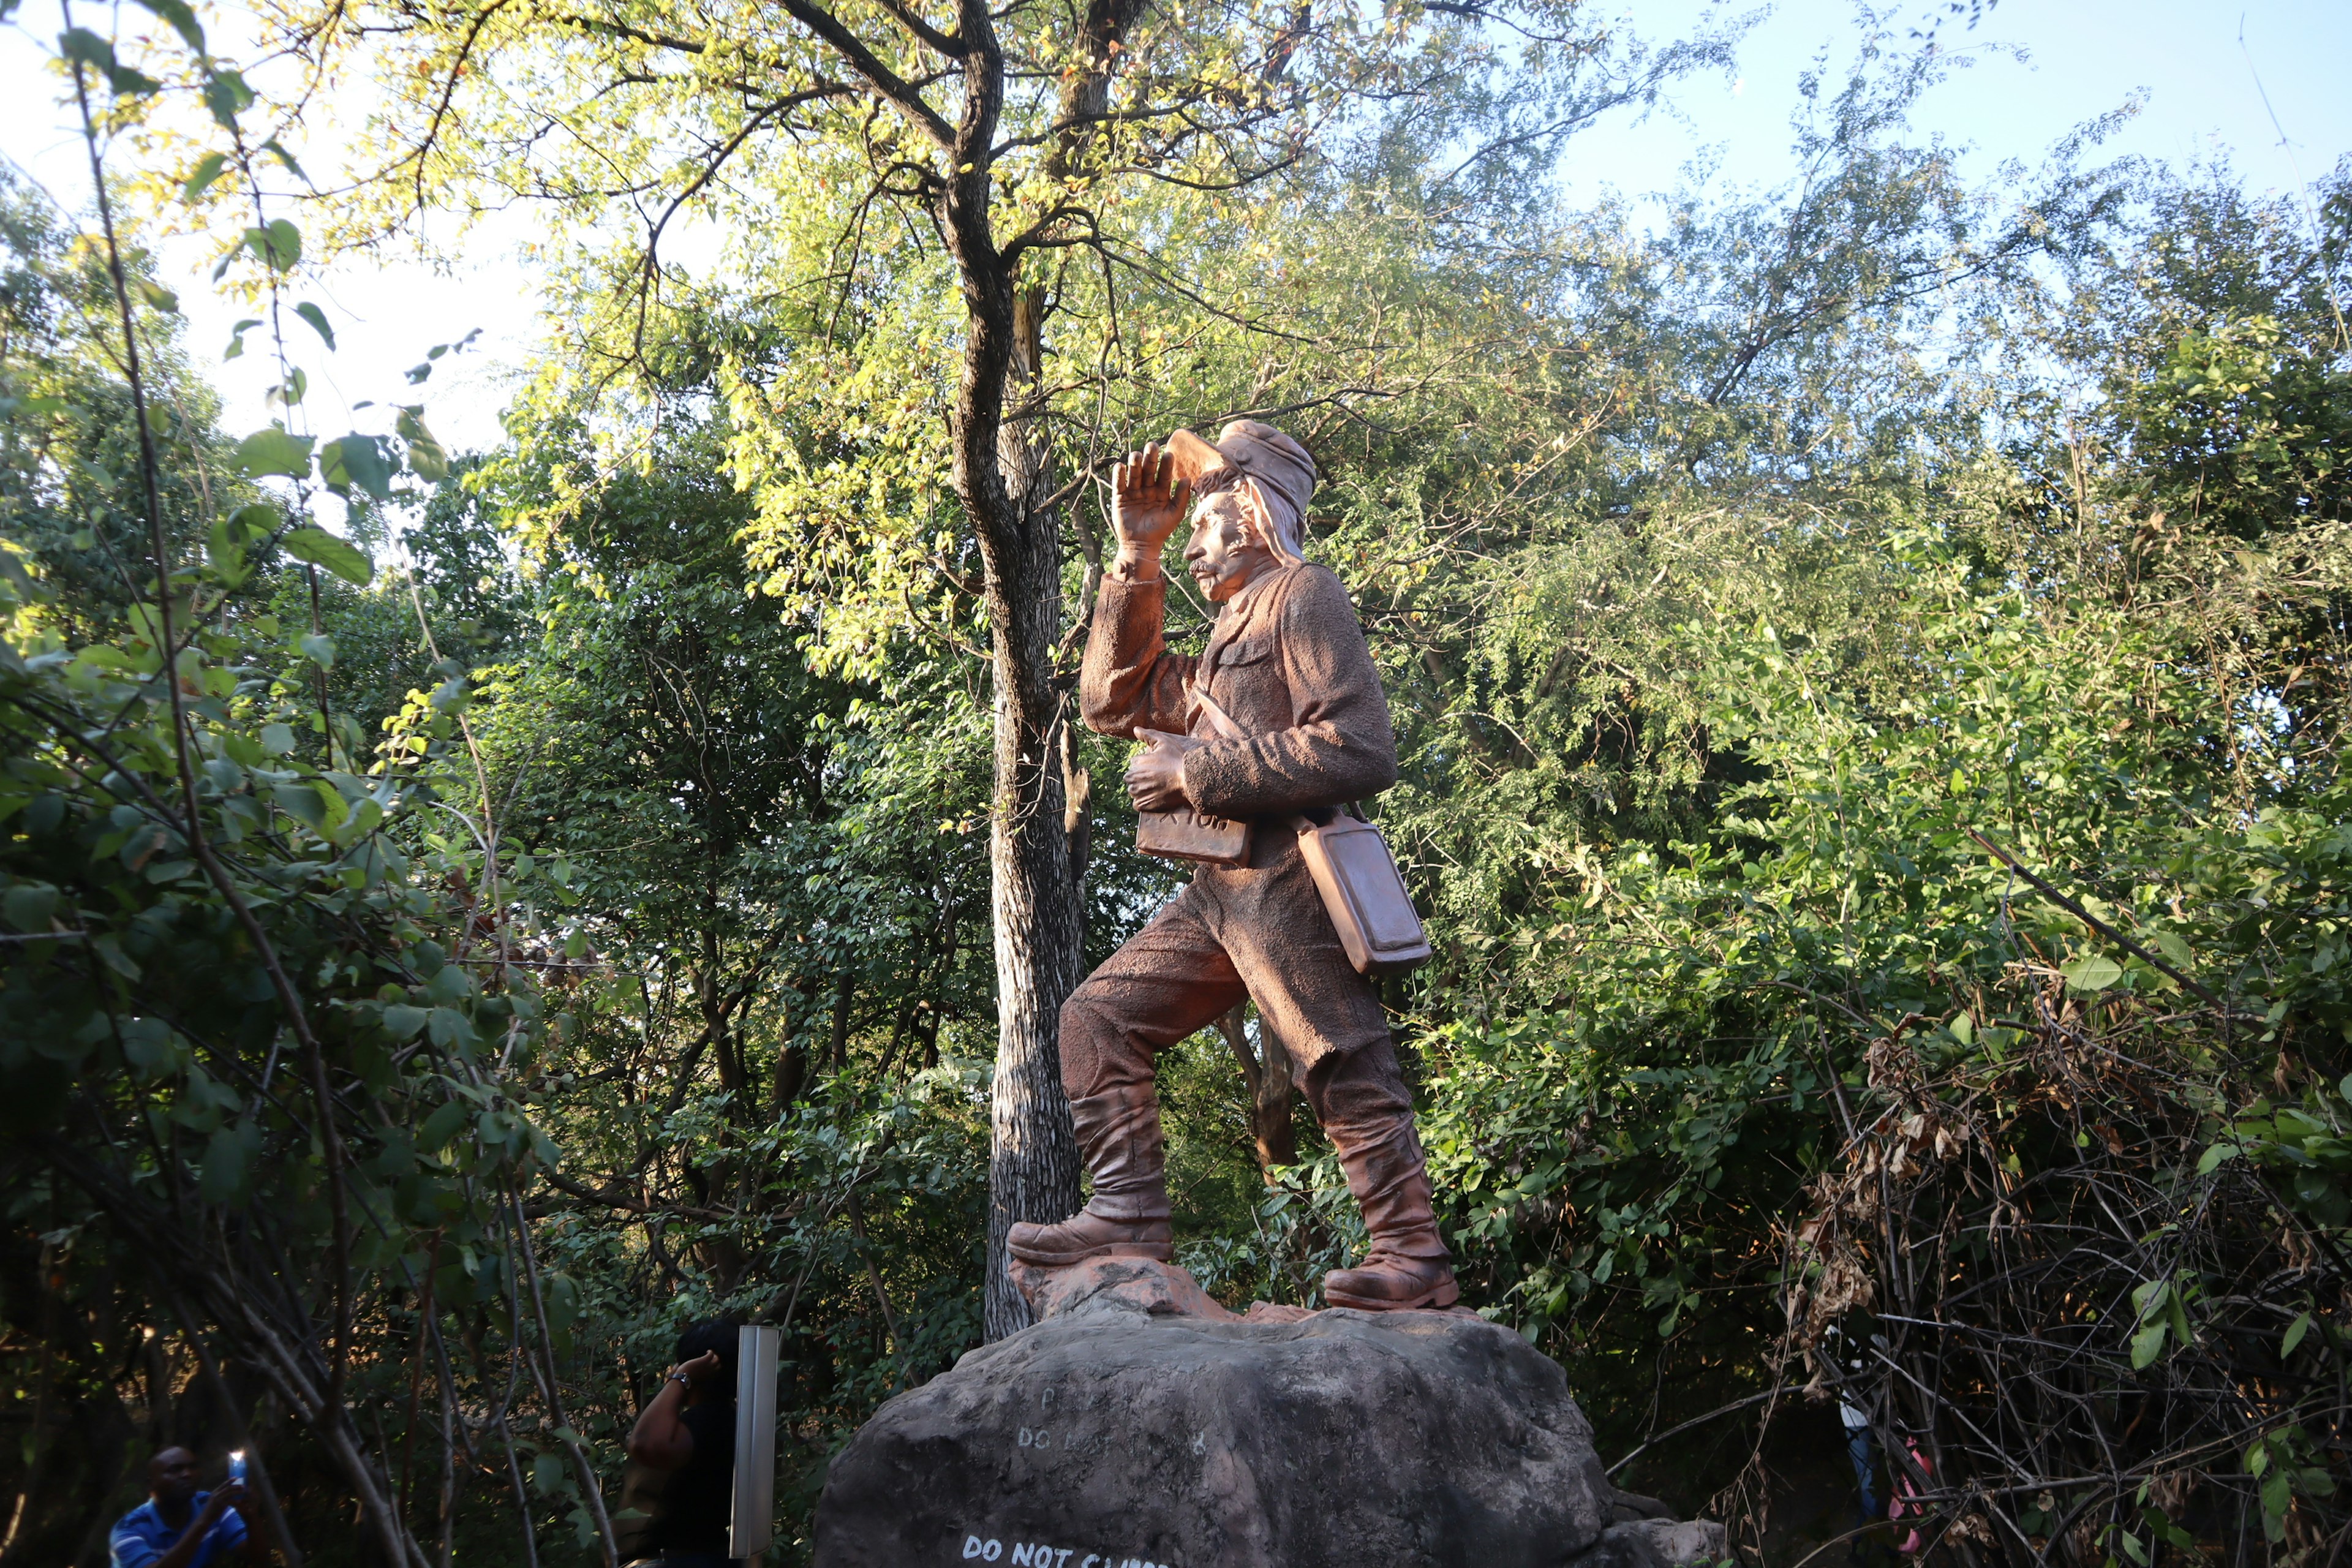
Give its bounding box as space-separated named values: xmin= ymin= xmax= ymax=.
xmin=1111 ymin=443 xmax=1189 ymax=578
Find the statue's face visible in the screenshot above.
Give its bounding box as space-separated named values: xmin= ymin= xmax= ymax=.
xmin=1182 ymin=491 xmax=1274 ymax=603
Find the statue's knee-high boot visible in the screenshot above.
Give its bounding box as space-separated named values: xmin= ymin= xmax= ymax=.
xmin=1006 ymin=1083 xmax=1175 ymax=1265
xmin=1322 ymin=1112 xmax=1458 ymax=1311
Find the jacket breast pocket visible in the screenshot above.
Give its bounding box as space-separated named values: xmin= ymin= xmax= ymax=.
xmin=1208 ymin=635 xmax=1282 ymax=721
xmin=1216 ymin=635 xmax=1273 ymax=671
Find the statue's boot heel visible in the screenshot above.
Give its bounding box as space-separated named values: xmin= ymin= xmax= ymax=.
xmin=1323 ymin=1112 xmax=1458 ymax=1312
xmin=1006 ymin=1081 xmax=1172 ymax=1268
xmin=1007 ymin=1211 xmax=1175 ymax=1267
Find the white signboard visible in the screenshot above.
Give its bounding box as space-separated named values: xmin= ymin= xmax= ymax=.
xmin=730 ymin=1324 xmax=782 ymax=1562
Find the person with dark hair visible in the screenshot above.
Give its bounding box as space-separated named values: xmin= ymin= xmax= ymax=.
xmin=110 ymin=1448 xmax=252 ymax=1568
xmin=625 ymin=1319 xmax=741 ymax=1567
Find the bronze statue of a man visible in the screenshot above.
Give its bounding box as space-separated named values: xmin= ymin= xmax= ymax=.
xmin=1008 ymin=420 xmax=1457 ymax=1312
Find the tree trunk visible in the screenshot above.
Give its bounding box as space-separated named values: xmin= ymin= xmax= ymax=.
xmin=774 ymin=975 xmax=811 ymax=1114
xmin=1216 ymin=1004 xmax=1298 ymax=1172
xmin=974 ymin=523 xmax=1087 ymax=1336
xmin=828 ymin=967 xmax=856 ymax=1075
xmin=978 ymin=586 xmax=1086 ymax=1340
xmin=901 ymin=0 xmax=1163 ymax=1341
xmin=933 ymin=0 xmax=1086 ymax=1341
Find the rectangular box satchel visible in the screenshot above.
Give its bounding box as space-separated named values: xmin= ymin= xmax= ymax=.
xmin=1291 ymin=809 xmax=1433 ymax=975
xmin=1133 ymin=729 xmax=1251 ymax=866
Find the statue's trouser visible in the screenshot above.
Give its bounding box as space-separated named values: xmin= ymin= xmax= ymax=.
xmin=1008 ymin=857 xmax=1455 ymax=1308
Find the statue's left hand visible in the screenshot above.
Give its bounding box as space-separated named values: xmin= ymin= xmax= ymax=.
xmin=1126 ymin=737 xmax=1190 ymax=812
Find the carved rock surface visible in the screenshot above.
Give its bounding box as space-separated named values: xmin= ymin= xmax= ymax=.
xmin=815 ymin=1259 xmax=1716 ymax=1568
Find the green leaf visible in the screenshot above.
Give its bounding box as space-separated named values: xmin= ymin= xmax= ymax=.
xmin=135 ymin=278 xmax=179 ymax=314
xmin=419 ymin=1098 xmax=470 ymax=1152
xmin=181 ymin=151 xmax=228 ymax=203
xmin=283 ymin=526 xmax=372 ymax=587
xmin=2261 ymin=1469 xmax=2291 ymax=1540
xmin=260 ymin=722 xmax=295 ymax=755
xmin=335 ymin=797 xmax=383 ymax=843
xmin=293 ymin=301 xmax=336 ymax=350
xmin=232 ymin=426 xmax=314 ymax=478
xmin=56 ymin=28 xmax=110 ymax=74
xmin=2195 ymin=1142 xmax=2239 ymax=1176
xmin=2283 ymin=1311 xmax=2313 ymax=1358
xmin=199 ymin=1121 xmax=254 ymax=1206
xmin=297 ymin=631 xmax=337 ymax=669
xmin=318 ymin=435 xmax=394 ymax=503
xmin=133 ymin=0 xmax=206 ymax=54
xmin=260 ymin=138 xmax=309 ymax=184
xmin=382 ymin=1004 xmax=429 ymax=1041
xmin=309 ymin=779 xmax=350 ymax=833
xmin=58 ymin=28 xmax=159 ymax=96
xmin=223 ymin=318 xmax=262 ymax=360
xmin=2063 ymin=952 xmax=2124 ymax=992
xmin=396 ymin=407 xmax=450 ymax=481
xmin=206 ymin=515 xmax=248 ymax=580
xmin=203 ymin=67 xmax=254 ymax=130
xmin=120 ymin=1016 xmax=178 ymax=1078
xmin=242 ymin=219 xmax=301 ymax=273
xmin=2 ymin=882 xmax=59 ymax=932
xmin=2130 ymin=1321 xmax=2168 ymax=1369
xmin=2150 ymin=929 xmax=2192 ymax=967
xmin=274 ymin=782 xmax=326 ymax=829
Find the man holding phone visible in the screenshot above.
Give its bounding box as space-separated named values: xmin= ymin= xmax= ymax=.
xmin=109 ymin=1447 xmax=252 ymax=1568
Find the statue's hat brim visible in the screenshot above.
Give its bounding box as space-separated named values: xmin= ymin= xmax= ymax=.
xmin=1163 ymin=428 xmax=1225 ymax=488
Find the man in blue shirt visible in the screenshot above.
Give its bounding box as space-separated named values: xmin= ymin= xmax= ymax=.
xmin=110 ymin=1447 xmax=252 ymax=1568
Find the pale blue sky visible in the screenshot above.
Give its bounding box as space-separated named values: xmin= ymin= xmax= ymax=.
xmin=1571 ymin=0 xmax=2350 ymax=206
xmin=1 ymin=0 xmax=2345 ymax=462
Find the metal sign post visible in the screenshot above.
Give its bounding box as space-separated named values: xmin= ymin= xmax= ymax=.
xmin=730 ymin=1325 xmax=782 ymax=1566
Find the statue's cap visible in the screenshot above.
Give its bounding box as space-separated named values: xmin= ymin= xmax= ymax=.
xmin=1165 ymin=420 xmax=1317 ymax=516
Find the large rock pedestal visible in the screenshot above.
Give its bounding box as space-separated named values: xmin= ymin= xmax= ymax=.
xmin=814 ymin=1259 xmax=1721 ymax=1568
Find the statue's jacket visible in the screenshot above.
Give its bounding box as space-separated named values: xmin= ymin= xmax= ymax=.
xmin=1077 ymin=560 xmax=1398 ymax=1068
